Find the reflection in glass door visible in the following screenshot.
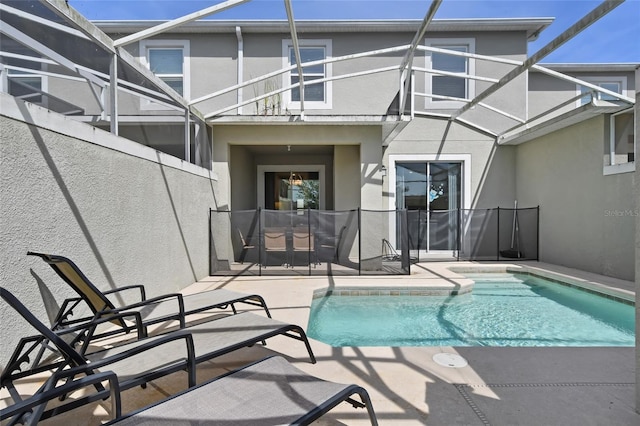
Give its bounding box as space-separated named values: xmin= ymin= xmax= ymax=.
xmin=264 ymin=171 xmax=320 ymax=210
xmin=395 ymin=162 xmax=461 ymax=252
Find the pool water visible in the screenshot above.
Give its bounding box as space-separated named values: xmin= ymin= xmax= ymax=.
xmin=307 ymin=273 xmax=635 ymax=347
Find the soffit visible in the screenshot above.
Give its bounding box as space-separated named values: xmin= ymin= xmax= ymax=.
xmin=96 ymin=18 xmax=553 ymax=40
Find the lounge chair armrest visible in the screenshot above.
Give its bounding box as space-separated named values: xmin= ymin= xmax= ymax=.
xmin=54 ymin=296 xmax=84 ymax=325
xmin=1 ymin=334 xmax=52 ymax=380
xmin=56 ymin=311 xmax=144 ymax=335
xmin=102 ymin=285 xmax=147 ymax=302
xmin=55 ymin=311 xmax=147 ymax=351
xmin=125 ymin=292 xmax=183 ymax=308
xmin=64 ymin=330 xmax=197 ymax=386
xmin=0 ymin=371 xmax=121 ymax=424
xmin=59 ymin=295 xmax=83 ymax=305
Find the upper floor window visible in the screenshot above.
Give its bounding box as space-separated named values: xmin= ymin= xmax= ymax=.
xmin=604 ymin=109 xmax=635 ymax=174
xmin=577 ymin=76 xmax=626 ymax=106
xmin=425 ymin=38 xmax=475 ymax=109
xmin=7 ymin=70 xmax=43 ymax=104
xmin=282 ymin=39 xmax=332 ymax=109
xmin=140 ymin=40 xmax=190 ymax=108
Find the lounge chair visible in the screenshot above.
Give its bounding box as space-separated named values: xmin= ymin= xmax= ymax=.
xmin=27 ymin=251 xmax=271 ymax=340
xmin=1 ymin=286 xmax=316 ymax=411
xmin=1 ymin=287 xmax=197 ymax=396
xmin=107 ymin=355 xmax=378 ymax=426
xmin=1 ymin=354 xmax=376 ymax=425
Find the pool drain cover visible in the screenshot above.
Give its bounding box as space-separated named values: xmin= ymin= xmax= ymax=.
xmin=433 ymin=353 xmax=468 ymax=368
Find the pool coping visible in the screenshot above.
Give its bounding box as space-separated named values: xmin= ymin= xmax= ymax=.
xmin=449 ymin=264 xmax=635 ymax=305
xmin=311 ymin=264 xmax=635 ymax=305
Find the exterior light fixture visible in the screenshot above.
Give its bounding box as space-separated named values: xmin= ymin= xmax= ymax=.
xmin=381 ymin=165 xmax=387 ymax=177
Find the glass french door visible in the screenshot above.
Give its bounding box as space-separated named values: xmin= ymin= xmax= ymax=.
xmin=395 ymin=162 xmax=461 ymax=252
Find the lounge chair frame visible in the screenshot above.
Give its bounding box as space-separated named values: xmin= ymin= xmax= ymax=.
xmin=1 ymin=371 xmax=121 ymax=426
xmin=1 ymin=287 xmax=198 ymax=394
xmin=27 ymin=251 xmax=272 ymax=341
xmin=106 ymin=356 xmax=378 ymax=426
xmin=2 ymin=286 xmax=316 ymax=420
xmin=2 ymin=309 xmax=147 ymax=383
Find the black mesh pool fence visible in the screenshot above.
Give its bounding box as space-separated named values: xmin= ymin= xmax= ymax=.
xmin=210 ymin=206 xmax=538 ymax=275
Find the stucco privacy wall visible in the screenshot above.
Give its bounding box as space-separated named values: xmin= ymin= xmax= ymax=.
xmin=0 ymin=94 xmax=218 ymax=366
xmin=515 ymin=116 xmax=635 ymax=281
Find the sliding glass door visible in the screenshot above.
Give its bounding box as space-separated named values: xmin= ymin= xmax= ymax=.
xmin=395 ymin=162 xmax=461 ymax=252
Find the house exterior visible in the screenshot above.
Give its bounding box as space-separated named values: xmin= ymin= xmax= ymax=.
xmin=81 ymin=18 xmax=635 ymax=277
xmin=0 ymin=1 xmax=637 ymax=364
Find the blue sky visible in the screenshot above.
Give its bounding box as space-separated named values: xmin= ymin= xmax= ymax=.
xmin=69 ymin=0 xmax=640 ymax=63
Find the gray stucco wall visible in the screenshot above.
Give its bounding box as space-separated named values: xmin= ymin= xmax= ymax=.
xmin=87 ymin=27 xmax=531 ymax=127
xmin=385 ymin=117 xmax=517 ymax=210
xmin=528 ymin=69 xmax=636 ymax=120
xmin=515 ymin=116 xmax=635 ymax=281
xmin=213 ymin=124 xmax=379 ymax=210
xmin=0 ymin=95 xmax=218 ymax=366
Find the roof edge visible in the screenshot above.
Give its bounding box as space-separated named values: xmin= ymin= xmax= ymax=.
xmin=95 ymin=17 xmax=554 ymax=39
xmin=536 ymin=63 xmax=640 ymax=72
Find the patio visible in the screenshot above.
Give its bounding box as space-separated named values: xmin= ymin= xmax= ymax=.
xmin=0 ymin=1 xmax=637 ymax=423
xmin=3 ymin=261 xmax=637 ymax=425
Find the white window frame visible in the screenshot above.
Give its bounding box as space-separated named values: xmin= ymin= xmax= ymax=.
xmin=257 ymin=164 xmax=326 ymax=210
xmin=139 ymin=39 xmax=190 ymax=110
xmin=424 ymin=38 xmax=475 ymax=109
xmin=604 ymin=109 xmax=636 ymax=175
xmin=282 ymin=39 xmax=332 ymax=110
xmin=6 ymin=69 xmax=46 ymax=105
xmin=576 ymin=76 xmax=627 ymax=106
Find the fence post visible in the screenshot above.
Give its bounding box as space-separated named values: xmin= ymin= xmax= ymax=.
xmin=358 ymin=207 xmax=361 ymax=276
xmin=419 ymin=209 xmax=424 ymax=260
xmin=457 ymin=208 xmax=461 ymax=261
xmin=400 ymin=209 xmax=410 ymax=274
xmin=496 ymin=207 xmax=500 ymax=261
xmin=307 ymin=208 xmax=312 ymax=276
xmin=536 ymin=205 xmax=540 ymax=261
xmin=258 ymin=207 xmax=262 ymax=276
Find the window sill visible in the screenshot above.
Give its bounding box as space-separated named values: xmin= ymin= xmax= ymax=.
xmin=287 ymin=102 xmax=332 ymax=110
xmin=603 ymin=162 xmax=635 ymax=176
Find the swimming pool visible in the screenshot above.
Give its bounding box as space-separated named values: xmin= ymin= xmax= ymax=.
xmin=306 ymin=273 xmax=635 ymax=347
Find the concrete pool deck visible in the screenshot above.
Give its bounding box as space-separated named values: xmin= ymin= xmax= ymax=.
xmin=1 ymin=261 xmax=637 ymax=425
